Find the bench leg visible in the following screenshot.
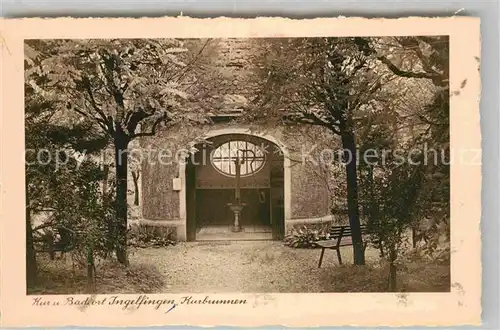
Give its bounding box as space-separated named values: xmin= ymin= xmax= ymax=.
xmin=336 ymin=249 xmax=343 ymax=265
xmin=318 ymin=248 xmax=326 ymax=268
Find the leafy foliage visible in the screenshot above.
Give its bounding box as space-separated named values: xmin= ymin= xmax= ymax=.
xmin=252 ymin=37 xmax=390 ymax=264
xmin=283 ymin=224 xmax=330 ymax=249
xmin=128 ymin=223 xmax=177 ymax=248
xmin=25 ymin=61 xmax=117 ymax=289
xmin=25 ymin=38 xmax=214 ymax=265
xmin=25 ymin=39 xmax=212 ymax=138
xmin=24 ymin=37 xmax=450 ymax=292
xmin=253 ymin=36 xmax=449 ymax=276
xmin=250 ymin=38 xmax=385 ymax=130
xmin=354 ymin=36 xmax=450 ymax=290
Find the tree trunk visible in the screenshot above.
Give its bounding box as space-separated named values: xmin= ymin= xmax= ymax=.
xmin=379 ymin=243 xmax=385 ymax=258
xmin=114 ymin=129 xmax=129 ymax=266
xmin=388 ymin=246 xmax=398 ymax=292
xmin=340 ymin=128 xmax=365 ymax=265
xmin=132 ymin=171 xmax=140 ymax=206
xmin=412 ymin=225 xmax=417 ymax=248
xmin=367 ymin=165 xmax=385 ymax=258
xmin=26 ymin=206 xmax=37 ymax=289
xmin=102 ymin=162 xmax=114 ymax=252
xmin=86 ymin=248 xmax=96 ymax=293
xmin=102 ymin=163 xmax=109 ymax=195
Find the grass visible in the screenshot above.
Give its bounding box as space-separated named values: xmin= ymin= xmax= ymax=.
xmin=28 ymin=242 xmax=450 ymax=294
xmin=319 ymin=259 xmax=450 ymax=292
xmin=28 ymin=254 xmax=165 ymax=295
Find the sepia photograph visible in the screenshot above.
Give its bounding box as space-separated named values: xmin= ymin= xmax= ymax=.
xmin=25 ymin=35 xmax=451 ymax=294
xmin=0 ymin=16 xmax=481 ymax=327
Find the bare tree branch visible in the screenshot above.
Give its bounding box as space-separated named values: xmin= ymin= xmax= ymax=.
xmin=129 ymin=114 xmax=170 ymax=139
xmin=81 ymin=77 xmax=115 ymax=131
xmin=283 ymin=112 xmax=340 ymax=135
xmin=72 ymin=106 xmax=109 ymax=133
xmin=125 ymin=108 xmax=155 ymax=136
xmin=168 ymin=39 xmax=212 ymax=82
xmin=377 ymin=56 xmax=440 ymax=80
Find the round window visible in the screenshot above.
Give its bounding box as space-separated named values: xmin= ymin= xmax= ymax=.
xmin=211 ymin=140 xmax=266 ymax=177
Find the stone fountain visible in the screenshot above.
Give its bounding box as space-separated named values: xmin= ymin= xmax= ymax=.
xmin=227 ymin=152 xmax=246 ymax=232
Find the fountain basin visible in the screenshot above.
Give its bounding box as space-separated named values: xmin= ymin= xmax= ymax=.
xmin=227 ymin=202 xmax=246 ymax=232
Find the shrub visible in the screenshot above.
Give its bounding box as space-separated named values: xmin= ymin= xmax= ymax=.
xmin=128 ymin=223 xmax=177 ymax=248
xmin=283 ymin=224 xmax=329 ymax=248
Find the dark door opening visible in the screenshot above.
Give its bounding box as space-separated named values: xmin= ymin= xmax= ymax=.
xmin=186 ymin=159 xmax=197 ymax=241
xmin=196 ymin=188 xmax=271 ymax=227
xmin=185 ymin=134 xmax=284 ymax=241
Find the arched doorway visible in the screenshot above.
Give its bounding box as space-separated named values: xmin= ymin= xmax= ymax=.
xmin=185 ymin=133 xmax=285 ymax=241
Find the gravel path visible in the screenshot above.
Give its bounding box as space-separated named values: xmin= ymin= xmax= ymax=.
xmin=129 ymin=241 xmax=376 ymax=293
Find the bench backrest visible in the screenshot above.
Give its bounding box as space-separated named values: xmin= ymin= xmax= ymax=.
xmin=329 ymin=224 xmax=368 ymax=239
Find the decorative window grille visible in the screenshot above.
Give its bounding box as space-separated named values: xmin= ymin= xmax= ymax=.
xmin=211 ymin=140 xmax=266 ymax=177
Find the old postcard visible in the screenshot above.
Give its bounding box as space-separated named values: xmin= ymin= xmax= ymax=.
xmin=0 ymin=16 xmax=481 ymax=327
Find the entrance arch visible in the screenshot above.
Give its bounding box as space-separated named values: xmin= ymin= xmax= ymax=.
xmin=178 ymin=128 xmax=291 ymax=241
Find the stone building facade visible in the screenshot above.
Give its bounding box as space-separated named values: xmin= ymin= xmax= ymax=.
xmin=138 ymin=39 xmax=344 ymax=241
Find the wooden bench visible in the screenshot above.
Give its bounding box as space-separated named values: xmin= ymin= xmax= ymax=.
xmin=317 ymin=224 xmax=369 ymax=267
xmin=33 ymin=226 xmax=75 ymax=260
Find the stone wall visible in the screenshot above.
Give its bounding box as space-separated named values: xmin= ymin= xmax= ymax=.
xmin=190 ymin=38 xmax=261 ymax=115
xmin=140 ymin=122 xmax=338 ymax=221
xmin=140 ymin=124 xmax=202 ymax=220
